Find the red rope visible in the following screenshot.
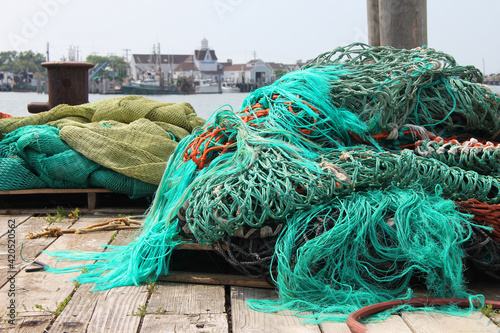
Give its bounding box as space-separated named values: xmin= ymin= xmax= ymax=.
xmin=183 ymin=93 xmax=322 ymax=169
xmin=346 ymin=298 xmax=500 ymax=333
xmin=457 ymin=199 xmax=500 ymax=242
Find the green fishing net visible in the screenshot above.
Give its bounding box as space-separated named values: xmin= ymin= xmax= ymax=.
xmin=45 ymin=43 xmax=500 ymax=322
xmin=0 ymin=96 xmax=206 ymax=191
xmin=0 ymin=125 xmax=156 ymax=198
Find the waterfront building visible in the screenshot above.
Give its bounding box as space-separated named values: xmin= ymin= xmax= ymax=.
xmin=128 ymin=38 xmax=298 ymax=86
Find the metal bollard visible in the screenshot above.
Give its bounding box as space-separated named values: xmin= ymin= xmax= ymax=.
xmin=27 ymin=61 xmax=95 ymax=113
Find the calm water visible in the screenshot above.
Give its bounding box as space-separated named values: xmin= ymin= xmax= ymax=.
xmin=0 ymin=92 xmax=249 ymax=120
xmin=1 ymin=85 xmax=500 ymax=120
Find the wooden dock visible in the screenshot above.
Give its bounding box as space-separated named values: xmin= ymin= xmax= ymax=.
xmin=1 ymin=213 xmax=499 ymax=332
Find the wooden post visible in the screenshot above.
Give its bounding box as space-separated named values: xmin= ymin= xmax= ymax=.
xmin=378 ymin=0 xmax=427 ymax=49
xmin=367 ymin=0 xmax=381 ymax=46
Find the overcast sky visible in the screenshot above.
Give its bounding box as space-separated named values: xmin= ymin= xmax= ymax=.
xmin=1 ymin=0 xmax=499 ymax=74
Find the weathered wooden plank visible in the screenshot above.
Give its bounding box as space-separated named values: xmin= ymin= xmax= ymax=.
xmin=85 ymin=285 xmax=149 ymax=333
xmin=402 ymin=311 xmax=499 ymax=333
xmin=0 ymin=216 xmax=75 ymax=288
xmin=0 ymin=314 xmax=53 ymax=332
xmin=175 ymin=243 xmax=213 ymax=251
xmin=0 ymin=214 xmax=31 ymax=237
xmin=147 ymin=282 xmax=225 ymax=315
xmin=50 ymin=228 xmax=138 ymax=333
xmin=174 ymin=243 xmax=227 ymax=251
xmin=160 ymin=271 xmax=272 ymax=289
xmin=0 ymin=215 xmax=117 ymax=331
xmin=318 ymin=320 xmax=351 ymax=333
xmin=231 ymin=287 xmax=321 ymax=333
xmin=0 ymin=208 xmax=147 ymax=215
xmin=365 ymin=315 xmax=413 ymax=332
xmin=0 ymin=188 xmax=112 ymax=195
xmin=140 ymin=313 xmax=228 ymax=333
xmin=321 ymin=314 xmax=412 ymax=333
xmin=491 ymin=313 xmax=500 ymax=328
xmin=48 ymin=283 xmax=99 ymax=333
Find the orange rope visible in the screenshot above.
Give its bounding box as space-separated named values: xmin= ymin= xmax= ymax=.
xmin=457 ymin=199 xmax=500 ymax=242
xmin=184 ymin=93 xmax=323 ymax=169
xmin=0 ymin=112 xmax=13 ymax=119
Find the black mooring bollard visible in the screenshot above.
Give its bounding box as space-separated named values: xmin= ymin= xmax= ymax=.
xmin=27 ymin=61 xmax=95 ymax=114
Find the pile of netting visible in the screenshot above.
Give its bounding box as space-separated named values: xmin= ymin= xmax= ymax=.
xmin=0 ymin=96 xmax=205 ymax=197
xmin=48 ymin=43 xmax=500 ymax=323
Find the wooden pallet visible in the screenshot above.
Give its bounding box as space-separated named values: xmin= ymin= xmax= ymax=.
xmin=167 ymin=243 xmax=273 ymax=289
xmin=0 ymin=188 xmax=111 ymax=210
xmin=0 ymin=188 xmax=148 ymax=214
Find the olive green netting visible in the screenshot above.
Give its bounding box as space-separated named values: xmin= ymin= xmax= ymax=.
xmin=0 ymin=95 xmax=205 ymax=138
xmin=45 ymin=43 xmax=500 ymax=322
xmin=0 ymin=125 xmax=156 ymax=198
xmin=0 ymin=96 xmax=206 ymax=190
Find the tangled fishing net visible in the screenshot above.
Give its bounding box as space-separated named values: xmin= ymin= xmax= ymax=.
xmin=47 ymin=43 xmax=500 ymax=322
xmin=0 ymin=96 xmax=205 ymax=197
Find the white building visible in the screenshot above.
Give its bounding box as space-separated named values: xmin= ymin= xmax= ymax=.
xmin=193 ymin=38 xmax=223 ymax=81
xmin=129 ymin=54 xmax=191 ymax=82
xmin=223 ymin=60 xmax=273 ymax=85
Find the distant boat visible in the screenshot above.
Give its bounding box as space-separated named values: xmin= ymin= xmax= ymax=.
xmin=194 ymin=80 xmax=240 ymax=94
xmin=221 ymin=82 xmax=240 ymax=93
xmin=195 ymin=79 xmax=221 ymax=94
xmin=122 ymin=72 xmax=180 ymax=95
xmin=121 ymin=82 xmax=179 ymax=95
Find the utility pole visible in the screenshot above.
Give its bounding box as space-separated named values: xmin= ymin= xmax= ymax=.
xmin=109 ymin=54 xmax=115 ymax=93
xmin=367 ymin=0 xmax=427 ymax=49
xmin=46 ymin=42 xmax=50 ymax=62
xmin=123 ymin=48 xmax=131 ymax=62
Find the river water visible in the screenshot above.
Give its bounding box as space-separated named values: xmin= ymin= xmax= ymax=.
xmin=0 ymin=92 xmax=249 ymax=120
xmin=1 ymin=85 xmax=500 ymax=120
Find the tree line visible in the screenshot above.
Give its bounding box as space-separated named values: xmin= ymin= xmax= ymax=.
xmin=0 ymin=51 xmax=46 ymax=74
xmin=0 ymin=51 xmax=128 ymax=81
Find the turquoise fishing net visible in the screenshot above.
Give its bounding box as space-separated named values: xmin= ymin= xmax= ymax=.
xmin=46 ymin=43 xmax=500 ymax=322
xmin=247 ymin=187 xmax=475 ymax=322
xmin=0 ymin=125 xmax=156 ymax=198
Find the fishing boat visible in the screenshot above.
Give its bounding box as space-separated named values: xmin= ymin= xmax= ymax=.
xmin=121 ymin=72 xmax=180 ymax=95
xmin=194 ymin=79 xmax=221 ymax=94
xmin=194 ymin=80 xmax=240 ymax=94
xmin=221 ymin=82 xmax=240 ymax=93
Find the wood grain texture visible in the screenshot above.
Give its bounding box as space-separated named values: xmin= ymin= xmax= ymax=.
xmin=148 ymin=282 xmax=225 ymax=315
xmin=0 ymin=215 xmax=117 ymax=324
xmin=0 ymin=314 xmax=53 ymax=333
xmin=364 ymin=315 xmax=413 ymax=333
xmin=402 ymin=311 xmax=499 ymax=333
xmin=141 ymin=314 xmax=228 ymax=333
xmin=159 ymin=271 xmax=273 ymax=289
xmin=0 ymin=214 xmax=31 ymax=237
xmin=49 ymin=228 xmax=140 ymax=333
xmin=85 ymin=285 xmax=149 ymax=333
xmin=231 ymin=286 xmax=321 ymax=333
xmin=0 ymin=215 xmax=72 ymax=288
xmin=49 ymin=283 xmax=99 ymax=333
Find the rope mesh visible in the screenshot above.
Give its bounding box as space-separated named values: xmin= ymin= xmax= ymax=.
xmin=41 ymin=43 xmax=500 ymax=323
